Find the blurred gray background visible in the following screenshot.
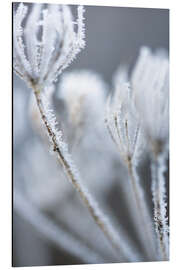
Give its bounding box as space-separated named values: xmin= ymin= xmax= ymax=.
xmin=69 ymin=5 xmax=169 ymax=82
xmin=13 ymin=2 xmax=169 ymax=267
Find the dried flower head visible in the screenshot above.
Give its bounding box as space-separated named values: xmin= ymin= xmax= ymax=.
xmin=106 ymin=68 xmax=144 ymax=166
xmin=58 ymin=70 xmax=106 ymax=127
xmin=131 ymin=47 xmax=169 ymax=155
xmin=13 ymin=3 xmax=85 ymax=89
xmin=131 ymin=47 xmax=169 ymax=259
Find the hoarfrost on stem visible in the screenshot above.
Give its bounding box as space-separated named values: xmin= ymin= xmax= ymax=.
xmin=105 ymin=67 xmax=157 ymax=260
xmin=131 ymin=47 xmax=169 ymax=260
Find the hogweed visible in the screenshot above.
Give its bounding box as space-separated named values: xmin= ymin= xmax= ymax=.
xmin=105 ymin=68 xmax=157 ymax=260
xmin=131 ymin=47 xmax=169 ymax=155
xmin=106 ymin=68 xmax=144 ymax=166
xmin=105 ymin=47 xmax=169 ymax=260
xmin=57 ymin=70 xmax=107 ymax=146
xmin=13 ymin=2 xmax=137 ymax=261
xmin=13 ymin=2 xmax=169 ymax=263
xmin=131 ymin=47 xmax=169 ymax=260
xmin=13 ymin=3 xmax=85 ymax=87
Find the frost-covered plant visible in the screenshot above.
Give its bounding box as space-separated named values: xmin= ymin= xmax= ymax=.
xmin=131 ymin=47 xmax=169 ymax=260
xmin=105 ymin=68 xmax=157 ymax=259
xmin=29 ymin=84 xmax=55 ymax=141
xmin=13 ymin=2 xmax=135 ymax=260
xmin=105 ymin=47 xmax=169 ymax=261
xmin=106 ymin=68 xmax=144 ymax=166
xmin=13 ymin=3 xmax=85 ymax=87
xmin=131 ymin=47 xmax=169 ymax=155
xmin=105 ymin=46 xmax=169 ymax=261
xmin=57 ymin=70 xmax=107 ymax=146
xmin=13 ymin=3 xmax=169 ymax=265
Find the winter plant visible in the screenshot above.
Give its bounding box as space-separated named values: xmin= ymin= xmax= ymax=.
xmin=131 ymin=47 xmax=169 ymax=260
xmin=13 ymin=2 xmax=169 ymax=265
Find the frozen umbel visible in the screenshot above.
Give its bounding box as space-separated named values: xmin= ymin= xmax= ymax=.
xmin=13 ymin=3 xmax=169 ymax=263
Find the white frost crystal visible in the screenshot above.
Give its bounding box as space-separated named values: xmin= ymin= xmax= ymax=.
xmin=13 ymin=3 xmax=85 ymax=88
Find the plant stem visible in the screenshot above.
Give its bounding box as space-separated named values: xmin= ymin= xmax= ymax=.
xmin=150 ymin=152 xmax=169 ymax=260
xmin=14 ymin=190 xmax=107 ymax=263
xmin=33 ymin=87 xmax=136 ymax=261
xmin=127 ymin=160 xmax=157 ymax=260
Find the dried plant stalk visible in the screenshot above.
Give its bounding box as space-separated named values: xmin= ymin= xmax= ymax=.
xmin=131 ymin=47 xmax=169 ymax=260
xmin=32 ymin=86 xmax=137 ymax=261
xmin=13 ymin=3 xmax=139 ymax=261
xmin=151 ymin=151 xmax=169 ymax=260
xmin=127 ymin=160 xmax=157 ymax=259
xmin=105 ymin=79 xmax=157 ymax=259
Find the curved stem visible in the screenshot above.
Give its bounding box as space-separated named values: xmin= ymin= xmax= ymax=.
xmin=127 ymin=161 xmax=157 ymax=260
xmin=150 ymin=152 xmax=169 ymax=260
xmin=33 ymin=87 xmax=137 ymax=261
